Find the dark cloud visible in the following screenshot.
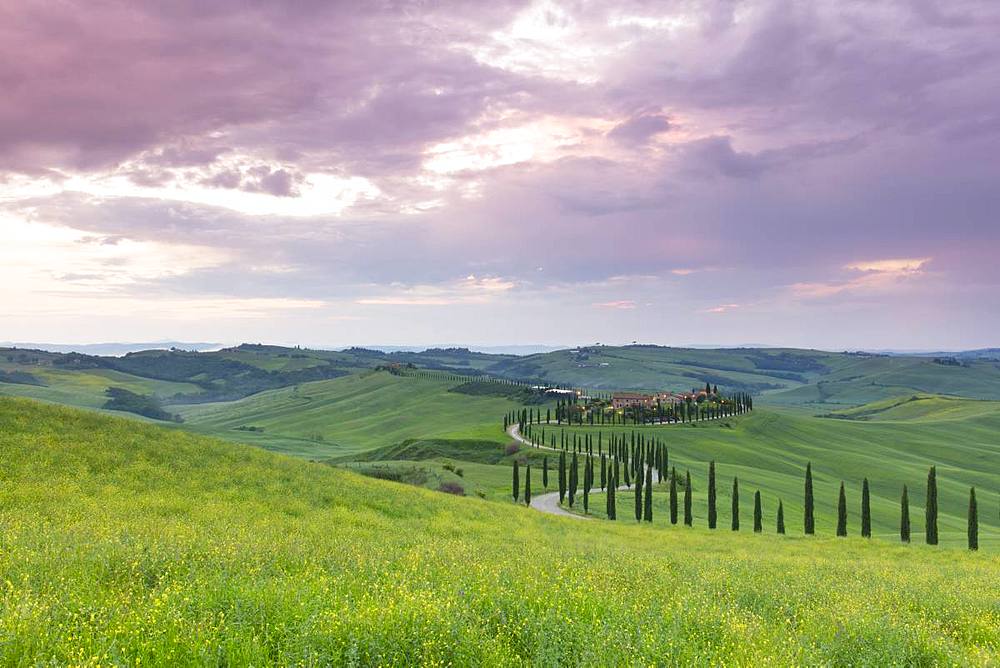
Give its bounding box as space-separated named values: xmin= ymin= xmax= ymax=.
xmin=607 ymin=113 xmax=672 ymax=145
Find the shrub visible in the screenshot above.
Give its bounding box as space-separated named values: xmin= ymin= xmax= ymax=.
xmin=505 ymin=442 xmax=520 ymax=456
xmin=437 ymin=481 xmax=465 ymax=496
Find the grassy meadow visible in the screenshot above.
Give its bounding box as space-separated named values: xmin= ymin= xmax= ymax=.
xmin=175 ymin=370 xmax=532 ymax=458
xmin=542 ymin=400 xmax=1000 ymax=548
xmin=1 ymin=397 xmax=998 ymax=665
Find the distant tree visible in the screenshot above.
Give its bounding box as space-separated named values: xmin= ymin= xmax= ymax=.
xmin=708 ymin=460 xmax=717 ymax=529
xmin=558 ymin=451 xmax=567 ymax=505
xmin=804 ymin=462 xmax=815 ymax=535
xmin=837 ymin=482 xmax=847 ymax=537
xmin=926 ymin=466 xmax=938 ymax=545
xmin=634 ymin=463 xmax=644 ymax=522
xmin=968 ymin=487 xmax=978 ymax=551
xmin=669 ymin=466 xmax=678 ymax=525
xmin=861 ymin=478 xmax=872 ymax=538
xmin=776 ymin=500 xmax=785 ymax=534
xmin=600 ymin=453 xmax=607 ymax=490
xmin=684 ymin=470 xmax=693 ymax=526
xmin=731 ymin=477 xmax=740 ymax=531
xmin=542 ymin=456 xmax=549 ymax=488
xmin=607 ymin=468 xmax=618 ymax=520
xmin=525 ymin=465 xmax=531 ymax=506
xmin=900 ymin=485 xmax=911 ymax=543
xmin=753 ymin=490 xmax=762 ymax=533
xmin=513 ymin=461 xmax=520 ymax=502
xmin=641 ymin=463 xmax=652 ymax=522
xmin=569 ymin=451 xmax=578 ymax=507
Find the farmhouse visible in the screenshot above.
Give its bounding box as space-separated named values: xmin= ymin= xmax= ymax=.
xmin=611 ymin=392 xmax=654 ymax=409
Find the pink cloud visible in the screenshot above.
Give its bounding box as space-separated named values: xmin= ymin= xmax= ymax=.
xmin=593 ymin=300 xmax=637 ymax=310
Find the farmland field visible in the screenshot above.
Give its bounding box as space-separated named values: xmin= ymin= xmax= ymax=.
xmin=1 ymin=397 xmax=997 ymax=665
xmin=175 ymin=370 xmax=536 ymax=458
xmin=526 ymin=400 xmax=1000 ymax=548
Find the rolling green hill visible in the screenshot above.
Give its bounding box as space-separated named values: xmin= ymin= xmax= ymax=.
xmin=7 ymin=344 xmax=1000 ymax=423
xmin=1 ymin=397 xmax=997 ymax=664
xmin=175 ymin=370 xmax=538 ymax=458
xmin=541 ymin=402 xmax=1000 ymax=548
xmin=486 ymin=345 xmax=1000 ymax=408
xmin=822 ymin=394 xmax=1000 ymax=422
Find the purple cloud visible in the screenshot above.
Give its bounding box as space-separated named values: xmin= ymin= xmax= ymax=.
xmin=2 ymin=0 xmax=999 ymax=348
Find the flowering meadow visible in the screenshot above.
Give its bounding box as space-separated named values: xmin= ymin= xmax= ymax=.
xmin=0 ymin=397 xmax=997 ymax=665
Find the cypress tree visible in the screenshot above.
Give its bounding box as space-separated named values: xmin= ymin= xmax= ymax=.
xmin=669 ymin=466 xmax=678 ymax=524
xmin=731 ymin=477 xmax=740 ymax=531
xmin=900 ymin=485 xmax=911 ymax=543
xmin=558 ymin=451 xmax=566 ymax=504
xmin=776 ymin=500 xmax=785 ymax=534
xmin=968 ymin=487 xmax=978 ymax=551
xmin=543 ymin=456 xmax=549 ymax=489
xmin=608 ymin=468 xmax=618 ymax=520
xmin=634 ymin=464 xmax=643 ymax=522
xmin=861 ymin=478 xmax=871 ymax=538
xmin=525 ymin=465 xmax=531 ymax=506
xmin=926 ymin=466 xmax=938 ymax=545
xmin=753 ymin=490 xmax=762 ymax=533
xmin=643 ymin=463 xmax=653 ymax=522
xmin=804 ymin=462 xmax=815 ymax=535
xmin=836 ymin=481 xmax=847 ymax=537
xmin=684 ymin=470 xmax=693 ymax=526
xmin=600 ymin=453 xmax=607 ymax=490
xmin=708 ymin=460 xmax=717 ymax=529
xmin=512 ymin=461 xmax=519 ymax=502
xmin=569 ymin=451 xmax=578 ymax=507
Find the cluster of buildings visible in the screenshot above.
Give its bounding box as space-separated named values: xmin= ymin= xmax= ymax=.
xmin=532 ymin=385 xmax=712 ymax=409
xmin=610 ymin=390 xmax=706 ymax=409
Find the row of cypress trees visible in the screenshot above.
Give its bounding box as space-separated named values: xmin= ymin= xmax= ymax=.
xmin=513 ymin=454 xmax=983 ymax=550
xmin=505 ymin=391 xmax=754 ymax=430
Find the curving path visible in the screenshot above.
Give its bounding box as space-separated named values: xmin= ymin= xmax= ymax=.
xmin=507 ymin=423 xmax=661 ymax=520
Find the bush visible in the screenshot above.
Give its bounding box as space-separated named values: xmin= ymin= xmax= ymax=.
xmin=505 ymin=442 xmax=520 ymax=456
xmin=438 ymin=481 xmax=465 ymax=496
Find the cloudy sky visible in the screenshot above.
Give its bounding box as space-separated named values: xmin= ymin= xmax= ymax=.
xmin=3 ymin=0 xmax=998 ymax=350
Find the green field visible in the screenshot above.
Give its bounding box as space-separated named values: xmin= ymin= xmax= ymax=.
xmin=175 ymin=370 xmax=535 ymax=458
xmin=537 ymin=401 xmax=1000 ymax=548
xmin=486 ymin=345 xmax=1000 ymax=408
xmin=1 ymin=397 xmax=997 ymax=665
xmin=0 ymin=364 xmax=201 ymax=411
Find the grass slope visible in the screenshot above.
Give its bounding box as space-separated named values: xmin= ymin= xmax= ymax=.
xmin=175 ymin=370 xmax=534 ymax=458
xmin=0 ymin=365 xmax=201 ymax=410
xmin=0 ymin=398 xmax=997 ymax=665
xmin=542 ymin=402 xmax=1000 ymax=548
xmin=486 ymin=345 xmax=1000 ymax=408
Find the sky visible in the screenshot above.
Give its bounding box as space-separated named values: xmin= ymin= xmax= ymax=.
xmin=2 ymin=0 xmax=999 ymax=350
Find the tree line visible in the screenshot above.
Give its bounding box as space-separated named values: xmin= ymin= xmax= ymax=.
xmin=511 ymin=444 xmax=983 ymax=551
xmin=503 ymin=390 xmax=753 ymax=432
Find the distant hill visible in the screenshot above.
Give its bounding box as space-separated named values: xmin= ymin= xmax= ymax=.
xmin=0 ymin=341 xmax=221 ymax=356
xmin=6 ymin=343 xmax=1000 ymax=415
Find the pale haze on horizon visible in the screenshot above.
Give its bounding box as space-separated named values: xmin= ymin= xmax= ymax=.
xmin=2 ymin=1 xmax=998 ymax=351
